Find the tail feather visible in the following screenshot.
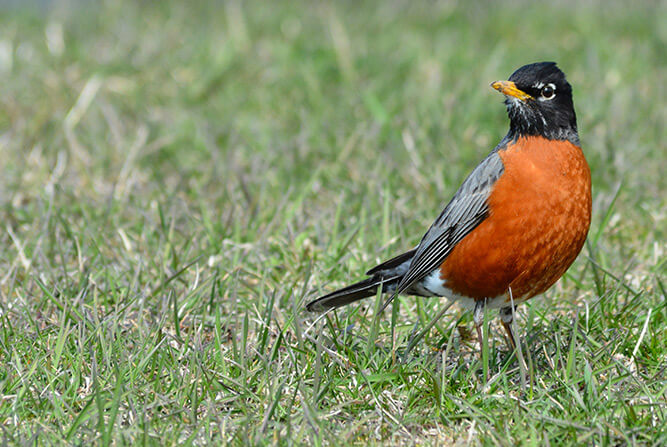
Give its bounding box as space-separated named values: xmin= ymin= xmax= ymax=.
xmin=365 ymin=248 xmax=416 ymax=275
xmin=306 ymin=249 xmax=416 ymax=312
xmin=305 ymin=275 xmax=401 ymax=312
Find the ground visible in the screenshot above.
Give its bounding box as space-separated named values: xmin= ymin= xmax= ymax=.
xmin=0 ymin=0 xmax=665 ymax=445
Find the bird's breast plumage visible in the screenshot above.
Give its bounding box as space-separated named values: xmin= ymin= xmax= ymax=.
xmin=437 ymin=136 xmax=592 ymax=301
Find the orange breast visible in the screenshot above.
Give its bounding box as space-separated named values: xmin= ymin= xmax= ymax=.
xmin=439 ymin=136 xmax=592 ymax=301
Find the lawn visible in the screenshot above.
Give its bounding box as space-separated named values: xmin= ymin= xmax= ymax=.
xmin=0 ymin=0 xmax=665 ymax=445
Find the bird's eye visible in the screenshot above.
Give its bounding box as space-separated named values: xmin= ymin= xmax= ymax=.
xmin=541 ymin=83 xmax=556 ymax=100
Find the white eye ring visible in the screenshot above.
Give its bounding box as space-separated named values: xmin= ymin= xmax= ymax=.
xmin=541 ymin=83 xmax=556 ymax=100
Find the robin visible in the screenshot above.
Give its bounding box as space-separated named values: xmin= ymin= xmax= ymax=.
xmin=306 ymin=62 xmax=592 ymax=351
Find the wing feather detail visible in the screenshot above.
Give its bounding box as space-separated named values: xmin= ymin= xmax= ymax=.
xmin=391 ymin=149 xmax=505 ymax=298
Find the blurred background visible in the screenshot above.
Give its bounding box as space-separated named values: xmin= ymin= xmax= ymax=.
xmin=2 ymin=0 xmax=663 ymax=307
xmin=2 ymin=0 xmax=664 ymax=275
xmin=1 ymin=0 xmax=664 ymax=443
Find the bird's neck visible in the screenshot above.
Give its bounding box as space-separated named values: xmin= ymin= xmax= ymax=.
xmin=507 ymin=121 xmax=580 ymax=146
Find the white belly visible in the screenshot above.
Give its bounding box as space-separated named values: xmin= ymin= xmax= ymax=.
xmin=421 ymin=270 xmax=522 ymax=310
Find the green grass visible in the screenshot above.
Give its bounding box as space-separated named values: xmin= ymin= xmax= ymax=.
xmin=1 ymin=0 xmax=665 ymax=444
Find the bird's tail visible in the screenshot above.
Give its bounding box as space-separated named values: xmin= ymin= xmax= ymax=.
xmin=305 ymin=248 xmax=417 ymax=312
xmin=305 ymin=275 xmax=401 ymax=312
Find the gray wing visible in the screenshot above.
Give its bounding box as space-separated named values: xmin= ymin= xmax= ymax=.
xmin=389 ymin=148 xmax=506 ymax=301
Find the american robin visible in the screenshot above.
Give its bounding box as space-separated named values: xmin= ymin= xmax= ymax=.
xmin=306 ymin=62 xmax=592 ymax=351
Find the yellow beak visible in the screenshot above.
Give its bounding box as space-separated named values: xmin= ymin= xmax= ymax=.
xmin=491 ymin=80 xmax=533 ymax=101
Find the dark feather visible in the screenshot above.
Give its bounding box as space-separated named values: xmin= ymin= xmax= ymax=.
xmin=365 ymin=248 xmax=416 ymax=275
xmin=305 ymin=274 xmax=402 ymax=312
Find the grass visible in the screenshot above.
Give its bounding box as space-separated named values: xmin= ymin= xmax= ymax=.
xmin=0 ymin=0 xmax=665 ymax=444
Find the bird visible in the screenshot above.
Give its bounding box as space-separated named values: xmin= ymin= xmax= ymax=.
xmin=305 ymin=62 xmax=592 ymax=351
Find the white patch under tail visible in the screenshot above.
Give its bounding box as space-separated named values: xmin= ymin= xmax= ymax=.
xmin=421 ymin=270 xmax=527 ymax=310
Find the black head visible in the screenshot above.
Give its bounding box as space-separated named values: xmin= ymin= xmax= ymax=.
xmin=491 ymin=62 xmax=579 ymax=144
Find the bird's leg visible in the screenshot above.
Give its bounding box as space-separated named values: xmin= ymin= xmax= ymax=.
xmin=500 ymin=303 xmax=528 ymax=387
xmin=473 ymin=300 xmax=486 ymax=355
xmin=499 ymin=306 xmax=517 ymax=350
